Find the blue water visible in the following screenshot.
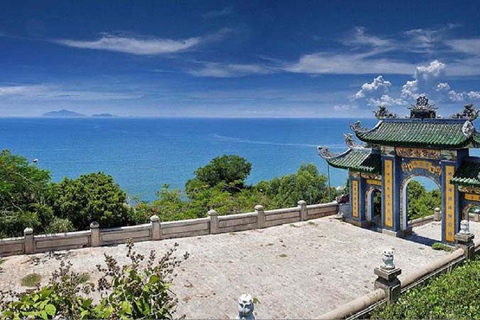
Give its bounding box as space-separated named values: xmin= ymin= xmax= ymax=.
xmin=0 ymin=117 xmax=424 ymax=201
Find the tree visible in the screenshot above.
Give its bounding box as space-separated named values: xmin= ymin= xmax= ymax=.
xmin=256 ymin=164 xmax=330 ymax=208
xmin=186 ymin=155 xmax=252 ymax=192
xmin=407 ymin=180 xmax=441 ymax=220
xmin=0 ymin=150 xmax=53 ymax=237
xmin=53 ymin=172 xmax=132 ymax=230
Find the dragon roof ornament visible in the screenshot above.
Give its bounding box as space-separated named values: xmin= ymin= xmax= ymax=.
xmin=451 ymin=104 xmax=479 ymax=121
xmin=350 ymin=121 xmax=369 ymax=133
xmin=374 ymin=105 xmax=397 ymax=120
xmin=344 ymin=133 xmax=364 ymax=148
xmin=317 ymin=146 xmax=340 ymax=159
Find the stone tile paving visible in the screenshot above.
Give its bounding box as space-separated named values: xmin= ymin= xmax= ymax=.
xmin=1 ymin=217 xmax=478 ymax=319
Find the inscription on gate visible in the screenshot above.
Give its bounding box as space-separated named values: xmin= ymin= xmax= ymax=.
xmin=401 ymin=160 xmax=442 ymax=175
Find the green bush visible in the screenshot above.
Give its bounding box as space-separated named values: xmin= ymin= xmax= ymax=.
xmin=0 ymin=241 xmax=189 ymax=319
xmin=371 ymin=258 xmax=480 ymax=319
xmin=44 ymin=217 xmax=75 ymax=234
xmin=53 ymin=172 xmax=133 ymax=230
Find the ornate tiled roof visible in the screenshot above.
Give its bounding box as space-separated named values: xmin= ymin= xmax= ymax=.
xmin=351 ymin=119 xmax=480 ymax=149
xmin=451 ymin=159 xmax=480 ymax=186
xmin=318 ymin=147 xmax=381 ymax=173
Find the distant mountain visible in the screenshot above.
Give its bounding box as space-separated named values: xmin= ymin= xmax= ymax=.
xmin=91 ymin=113 xmax=117 ymax=118
xmin=42 ymin=109 xmax=86 ymax=117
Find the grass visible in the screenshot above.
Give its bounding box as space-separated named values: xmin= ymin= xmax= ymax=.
xmin=431 ymin=242 xmax=453 ymax=252
xmin=21 ymin=273 xmax=42 ymax=287
xmin=79 ymin=273 xmax=90 ymax=283
xmin=289 ymin=224 xmax=298 ymax=228
xmin=307 ymin=221 xmax=317 ymax=226
xmin=278 ymin=254 xmax=288 ymax=258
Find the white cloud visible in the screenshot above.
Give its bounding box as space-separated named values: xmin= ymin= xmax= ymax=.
xmin=448 ymin=90 xmax=480 ymax=102
xmin=333 ymin=104 xmax=357 ymax=111
xmin=400 ymin=60 xmax=446 ymax=99
xmin=202 ymin=7 xmax=233 ymax=19
xmin=436 ymin=82 xmax=450 ymax=91
xmin=56 ymin=35 xmax=201 ymax=55
xmin=0 ymin=84 xmax=139 ymax=101
xmin=445 ymin=38 xmax=480 ymax=55
xmin=367 ymin=95 xmax=405 ymax=107
xmin=285 ymin=52 xmax=415 ymax=75
xmin=344 ymin=27 xmax=391 ymax=47
xmin=355 ymin=76 xmax=391 ymax=99
xmin=188 ymin=62 xmax=273 ymax=78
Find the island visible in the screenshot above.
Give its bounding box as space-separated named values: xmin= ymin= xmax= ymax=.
xmin=91 ymin=113 xmax=117 ymax=118
xmin=42 ymin=110 xmax=86 ymax=117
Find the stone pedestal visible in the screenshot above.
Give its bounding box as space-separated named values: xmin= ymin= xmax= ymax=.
xmin=433 ymin=207 xmax=442 ymax=221
xmin=374 ymin=267 xmax=402 ymax=304
xmin=90 ymin=221 xmax=100 ymax=247
xmin=150 ymin=215 xmax=161 ymax=240
xmin=255 ymin=205 xmax=266 ymax=229
xmin=455 ymin=232 xmax=475 ymax=260
xmin=208 ymin=210 xmax=219 ymax=234
xmin=24 ymin=228 xmax=34 ymax=254
xmin=297 ymin=200 xmax=307 ymax=221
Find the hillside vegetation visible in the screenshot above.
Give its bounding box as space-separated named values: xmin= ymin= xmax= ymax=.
xmin=0 ymin=151 xmax=334 ymax=237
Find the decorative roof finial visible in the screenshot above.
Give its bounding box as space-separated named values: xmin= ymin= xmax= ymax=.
xmin=344 ymin=133 xmax=364 ymax=148
xmin=451 ymin=104 xmax=479 ymax=121
xmin=350 ymin=121 xmax=369 ymax=133
xmin=374 ymin=105 xmax=397 ymax=119
xmin=317 ymin=146 xmax=339 ymax=159
xmin=409 ymin=96 xmax=437 ymax=119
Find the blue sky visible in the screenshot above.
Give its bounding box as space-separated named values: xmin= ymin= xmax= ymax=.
xmin=0 ymin=0 xmax=479 ymax=117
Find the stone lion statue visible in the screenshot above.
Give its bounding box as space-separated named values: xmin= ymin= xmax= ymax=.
xmin=381 ymin=249 xmax=395 ymax=270
xmin=237 ymin=294 xmax=255 ymax=320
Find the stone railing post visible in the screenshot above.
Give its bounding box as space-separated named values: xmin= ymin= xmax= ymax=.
xmin=90 ymin=221 xmax=100 ymax=247
xmin=374 ymin=249 xmax=401 ymax=304
xmin=298 ymin=200 xmax=307 ymax=221
xmin=433 ymin=207 xmax=441 ymax=221
xmin=455 ymin=220 xmax=475 ymax=260
xmin=24 ymin=227 xmax=34 ymax=254
xmin=150 ymin=215 xmax=161 ymax=240
xmin=208 ymin=209 xmax=219 ymax=234
xmin=237 ymin=294 xmax=255 ymax=320
xmin=255 ymin=205 xmax=265 ymax=229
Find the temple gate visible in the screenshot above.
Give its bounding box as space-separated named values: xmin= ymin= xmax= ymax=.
xmin=319 ymin=96 xmax=480 ymax=243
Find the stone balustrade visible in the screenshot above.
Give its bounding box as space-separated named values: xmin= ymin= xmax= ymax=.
xmin=0 ymin=201 xmax=338 ymax=257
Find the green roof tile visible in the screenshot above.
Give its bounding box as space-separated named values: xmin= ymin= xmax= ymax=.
xmin=451 ymin=160 xmax=480 ymax=186
xmin=354 ymin=119 xmax=479 ymax=148
xmin=326 ymin=148 xmax=381 ymax=173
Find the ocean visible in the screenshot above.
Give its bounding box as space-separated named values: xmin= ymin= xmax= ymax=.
xmin=0 ymin=117 xmax=440 ymax=201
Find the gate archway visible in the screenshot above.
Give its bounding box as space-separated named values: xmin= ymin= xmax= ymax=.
xmin=319 ymin=96 xmax=480 ymax=243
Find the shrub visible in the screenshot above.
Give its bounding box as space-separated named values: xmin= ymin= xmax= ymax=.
xmin=371 ymin=258 xmax=480 ymax=319
xmin=45 ymin=217 xmax=75 ymax=234
xmin=0 ymin=241 xmax=189 ymax=319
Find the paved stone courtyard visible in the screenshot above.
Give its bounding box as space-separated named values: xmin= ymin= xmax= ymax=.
xmin=1 ymin=217 xmax=479 ymax=319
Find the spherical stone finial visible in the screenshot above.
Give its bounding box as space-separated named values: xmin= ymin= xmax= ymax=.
xmin=254 ymin=205 xmax=264 ymax=211
xmin=208 ymin=209 xmax=218 ymax=217
xmin=381 ymin=248 xmax=395 ymax=270
xmin=89 ymin=221 xmax=100 ymax=229
xmin=434 ymin=207 xmax=440 ymax=213
xmin=297 ymin=200 xmax=307 ymax=206
xmin=459 ymin=220 xmax=470 ymax=235
xmin=150 ymin=215 xmax=160 ymax=222
xmin=237 ymin=294 xmax=254 ymax=320
xmin=23 ymin=227 xmax=33 ymax=235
